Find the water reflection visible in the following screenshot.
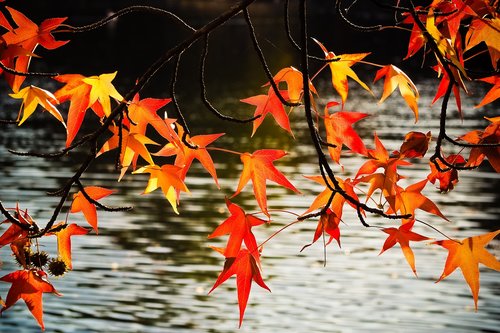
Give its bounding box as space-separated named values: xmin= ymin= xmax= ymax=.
xmin=1 ymin=4 xmax=499 ymax=333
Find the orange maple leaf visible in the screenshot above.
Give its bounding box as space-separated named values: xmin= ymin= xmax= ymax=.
xmin=386 ymin=179 xmax=448 ymax=222
xmin=355 ymin=133 xmax=411 ymax=204
xmin=126 ymin=93 xmax=179 ymax=144
xmin=313 ymin=38 xmax=372 ymax=108
xmin=433 ymin=229 xmax=500 ymax=310
xmin=54 ymin=73 xmax=123 ymax=147
xmin=373 ymin=65 xmax=419 ymax=121
xmin=98 ymin=125 xmax=159 ymax=180
xmin=9 ymin=85 xmax=66 ymax=128
xmin=155 ymin=125 xmax=224 ymax=188
xmin=426 ymin=8 xmax=467 ymax=77
xmin=459 ymin=116 xmax=500 ymax=172
xmin=0 ymin=270 xmax=61 ymax=331
xmin=70 ymin=186 xmax=115 ymax=234
xmin=475 ymin=76 xmax=500 ymax=108
xmin=232 ymin=149 xmax=299 ymax=217
xmin=465 ymin=17 xmax=500 ymax=70
xmin=132 ymin=164 xmax=189 ymax=214
xmin=53 ymin=223 xmax=89 ymax=270
xmin=208 ymin=198 xmax=266 ymax=258
xmin=0 ymin=7 xmax=68 ymax=91
xmin=323 ymin=101 xmax=368 ymax=165
xmin=209 ymin=248 xmax=270 ymax=327
xmin=241 ymin=87 xmax=291 ymax=137
xmin=302 ymin=175 xmax=360 ymax=216
xmin=270 ymin=66 xmax=317 ymax=103
xmin=379 ymin=220 xmax=430 ymax=275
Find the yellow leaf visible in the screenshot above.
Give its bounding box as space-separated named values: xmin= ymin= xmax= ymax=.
xmin=133 ymin=164 xmax=189 ymax=214
xmin=9 ymin=85 xmax=65 ymax=127
xmin=374 ymin=65 xmax=419 ymax=121
xmin=82 ymin=72 xmax=123 ymax=117
xmin=313 ymin=39 xmax=372 ymax=108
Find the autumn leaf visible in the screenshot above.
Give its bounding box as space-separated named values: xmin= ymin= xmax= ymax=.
xmin=0 ymin=270 xmax=61 ymax=331
xmin=379 ymin=220 xmax=430 ymax=275
xmin=313 ymin=38 xmax=372 ymax=108
xmin=132 ymin=164 xmax=189 ymax=214
xmin=355 ymin=133 xmax=411 ymax=204
xmin=301 ymin=208 xmax=341 ymax=252
xmin=433 ymin=229 xmax=500 ymax=310
xmin=232 ymin=149 xmax=299 ymax=217
xmin=209 ymin=248 xmax=270 ymax=327
xmin=155 ymin=124 xmax=224 ymax=189
xmin=427 ymin=154 xmax=466 ymax=192
xmin=459 ymin=116 xmax=500 ymax=172
xmin=270 ymin=66 xmax=317 ymax=103
xmin=126 ymin=93 xmax=179 ymax=144
xmin=70 ymin=186 xmax=115 ymax=234
xmin=475 ymin=76 xmax=500 ymax=108
xmin=373 ymin=65 xmax=419 ymax=121
xmin=54 ymin=72 xmax=123 ymax=147
xmin=98 ymin=125 xmax=159 ymax=180
xmin=433 ymin=0 xmax=475 ymax=44
xmin=398 ymin=131 xmax=431 ymax=159
xmin=465 ymin=17 xmax=500 ymax=70
xmin=0 ymin=7 xmax=68 ymax=91
xmin=53 ymin=223 xmax=89 ymax=270
xmin=302 ymin=175 xmax=360 ymax=216
xmin=401 ymin=9 xmax=426 ymax=59
xmin=0 ymin=222 xmax=28 ymax=248
xmin=431 ymin=64 xmax=465 ymax=117
xmin=386 ymin=179 xmax=448 ymax=222
xmin=426 ymin=8 xmax=467 ymax=77
xmin=323 ymin=101 xmax=368 ymax=166
xmin=9 ymin=85 xmax=65 ymax=127
xmin=0 ymin=206 xmax=32 ymax=247
xmin=208 ymin=198 xmax=266 ymax=258
xmin=241 ymin=87 xmax=292 ymax=137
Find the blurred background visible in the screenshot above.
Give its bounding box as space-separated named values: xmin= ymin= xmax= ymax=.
xmin=0 ymin=1 xmax=499 ymax=332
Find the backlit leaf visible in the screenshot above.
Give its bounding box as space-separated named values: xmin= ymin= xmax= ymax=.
xmin=433 ymin=230 xmax=500 ymax=310
xmin=9 ymin=85 xmax=65 ymax=127
xmin=232 ymin=149 xmax=299 ymax=217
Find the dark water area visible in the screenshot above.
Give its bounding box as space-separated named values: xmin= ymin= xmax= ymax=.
xmin=1 ymin=2 xmax=500 ymax=332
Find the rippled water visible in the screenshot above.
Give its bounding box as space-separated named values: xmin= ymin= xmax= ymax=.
xmin=1 ymin=4 xmax=500 ymax=332
xmin=1 ymin=82 xmax=499 ymax=333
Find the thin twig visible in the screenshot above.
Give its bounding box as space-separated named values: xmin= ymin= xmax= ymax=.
xmin=59 ymin=5 xmax=195 ymax=33
xmin=243 ymin=8 xmax=300 ymax=107
xmin=199 ymin=34 xmax=260 ymax=123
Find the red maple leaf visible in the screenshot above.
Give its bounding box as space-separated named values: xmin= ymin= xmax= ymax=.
xmin=241 ymin=87 xmax=291 ymax=137
xmin=208 ymin=198 xmax=266 ymax=258
xmin=209 ymin=248 xmax=270 ymax=327
xmin=0 ymin=270 xmax=61 ymax=331
xmin=379 ymin=220 xmax=430 ymax=275
xmin=301 ymin=208 xmax=342 ymax=252
xmin=427 ymin=154 xmax=466 ymax=192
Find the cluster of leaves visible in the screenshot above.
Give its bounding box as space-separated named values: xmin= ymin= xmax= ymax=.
xmin=0 ymin=0 xmax=499 ymax=330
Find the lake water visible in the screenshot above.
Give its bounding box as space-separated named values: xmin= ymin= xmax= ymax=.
xmin=1 ymin=3 xmax=500 ymax=332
